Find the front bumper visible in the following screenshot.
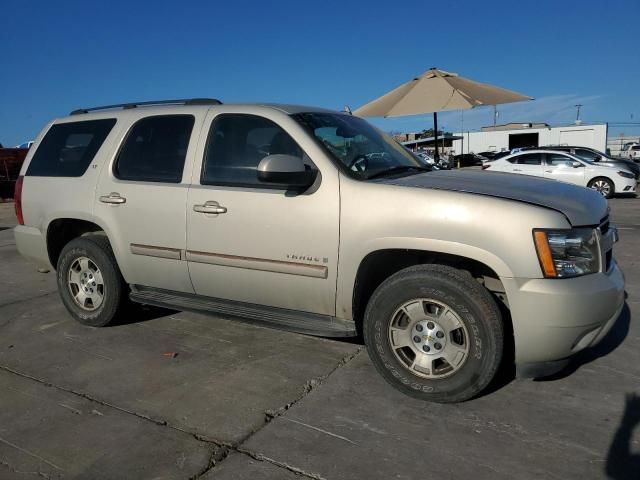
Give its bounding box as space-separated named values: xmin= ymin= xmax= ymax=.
xmin=502 ymin=261 xmax=625 ymax=374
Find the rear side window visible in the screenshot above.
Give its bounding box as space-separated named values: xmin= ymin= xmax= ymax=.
xmin=546 ymin=153 xmax=574 ymax=166
xmin=509 ymin=153 xmax=542 ymax=165
xmin=114 ymin=115 xmax=195 ymax=183
xmin=26 ymin=119 xmax=116 ymax=177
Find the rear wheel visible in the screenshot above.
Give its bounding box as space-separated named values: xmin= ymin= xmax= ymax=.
xmin=588 ymin=177 xmax=614 ymax=198
xmin=56 ymin=235 xmax=128 ymax=327
xmin=363 ymin=264 xmax=503 ymax=403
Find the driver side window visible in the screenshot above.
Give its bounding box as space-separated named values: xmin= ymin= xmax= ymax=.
xmin=201 ymin=114 xmax=306 ymax=187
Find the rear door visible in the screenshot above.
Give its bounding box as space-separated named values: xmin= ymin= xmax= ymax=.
xmin=94 ymin=110 xmax=206 ymax=293
xmin=543 ymin=153 xmax=585 ymax=186
xmin=185 ymin=109 xmax=340 ymax=315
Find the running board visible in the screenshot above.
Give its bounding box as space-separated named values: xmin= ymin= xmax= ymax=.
xmin=129 ymin=285 xmax=357 ymax=338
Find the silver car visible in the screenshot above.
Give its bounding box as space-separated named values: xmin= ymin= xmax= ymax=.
xmin=14 ymin=99 xmax=625 ymax=402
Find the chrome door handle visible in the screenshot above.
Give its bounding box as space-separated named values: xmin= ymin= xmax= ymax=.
xmin=99 ymin=192 xmax=126 ymax=204
xmin=193 ymin=201 xmax=227 ymax=214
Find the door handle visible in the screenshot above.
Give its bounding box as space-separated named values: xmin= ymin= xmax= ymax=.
xmin=545 ymin=170 xmax=553 ymax=173
xmin=100 ymin=192 xmax=126 ymax=204
xmin=513 ymin=168 xmax=522 ymax=172
xmin=193 ymin=201 xmax=227 ymax=215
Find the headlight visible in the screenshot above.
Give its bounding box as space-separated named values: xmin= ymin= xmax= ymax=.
xmin=533 ymin=228 xmax=600 ymax=278
xmin=618 ymin=170 xmax=635 ymax=179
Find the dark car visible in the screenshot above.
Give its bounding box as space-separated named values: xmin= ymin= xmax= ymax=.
xmin=528 ymin=146 xmax=640 ymax=179
xmin=452 ymin=153 xmax=487 ymax=167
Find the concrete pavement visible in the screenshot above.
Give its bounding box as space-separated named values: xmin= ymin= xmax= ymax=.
xmin=0 ymin=199 xmax=638 ymax=479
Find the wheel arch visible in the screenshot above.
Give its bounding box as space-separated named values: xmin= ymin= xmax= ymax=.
xmin=46 ymin=217 xmax=114 ymax=270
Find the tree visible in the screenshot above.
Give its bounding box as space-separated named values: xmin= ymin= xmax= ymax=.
xmin=420 ymin=128 xmax=451 ymax=138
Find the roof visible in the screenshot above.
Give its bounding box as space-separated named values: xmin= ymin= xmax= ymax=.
xmin=401 ymin=134 xmax=463 ymax=146
xmin=66 ymin=98 xmax=341 ymax=118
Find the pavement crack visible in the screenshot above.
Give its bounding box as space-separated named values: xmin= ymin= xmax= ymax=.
xmin=279 ymin=417 xmax=357 ymax=444
xmin=236 ymin=448 xmax=328 ymax=480
xmin=190 ymin=444 xmax=230 ymax=479
xmin=264 ymin=346 xmax=363 ymax=422
xmin=0 ymin=460 xmax=56 ymax=479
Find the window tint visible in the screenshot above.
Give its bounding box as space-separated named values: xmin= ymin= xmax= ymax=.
xmin=574 ymin=149 xmax=598 ymax=161
xmin=26 ymin=119 xmax=116 ymax=177
xmin=115 ymin=115 xmax=194 ymax=183
xmin=547 ymin=153 xmax=575 ymax=166
xmin=202 ymin=114 xmax=305 ymax=187
xmin=513 ymin=153 xmax=542 ymax=165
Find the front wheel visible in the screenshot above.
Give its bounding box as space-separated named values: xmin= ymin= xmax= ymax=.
xmin=363 ymin=264 xmax=504 ymax=403
xmin=588 ymin=177 xmax=614 ymax=198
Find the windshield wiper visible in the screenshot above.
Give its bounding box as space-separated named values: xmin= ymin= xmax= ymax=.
xmin=366 ymin=165 xmax=430 ymax=180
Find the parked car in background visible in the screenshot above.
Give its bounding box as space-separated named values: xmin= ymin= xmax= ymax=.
xmin=451 ymin=153 xmax=486 ymax=167
xmin=0 ymin=147 xmax=29 ymax=199
xmin=526 ymin=145 xmax=640 ymax=179
xmin=14 ymin=99 xmax=624 ymax=403
xmin=623 ymin=145 xmax=640 ymax=161
xmin=484 ymin=149 xmax=636 ymax=198
xmin=16 ymin=141 xmax=34 ymax=149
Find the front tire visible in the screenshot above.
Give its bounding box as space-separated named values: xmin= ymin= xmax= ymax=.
xmin=56 ymin=235 xmax=127 ymax=327
xmin=363 ymin=264 xmax=504 ymax=403
xmin=588 ymin=177 xmax=614 ymax=198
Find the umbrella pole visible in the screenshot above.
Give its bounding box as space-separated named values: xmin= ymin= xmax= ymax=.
xmin=433 ymin=112 xmax=439 ymax=161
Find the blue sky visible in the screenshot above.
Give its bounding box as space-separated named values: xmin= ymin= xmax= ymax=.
xmin=1 ymin=0 xmax=639 ymax=146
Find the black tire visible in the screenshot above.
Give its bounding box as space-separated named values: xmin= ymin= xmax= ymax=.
xmin=363 ymin=264 xmax=503 ymax=403
xmin=588 ymin=177 xmax=615 ymax=199
xmin=56 ymin=235 xmax=127 ymax=327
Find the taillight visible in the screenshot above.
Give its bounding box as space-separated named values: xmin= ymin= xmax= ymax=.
xmin=482 ymin=164 xmax=491 ymax=170
xmin=14 ymin=175 xmax=24 ymax=225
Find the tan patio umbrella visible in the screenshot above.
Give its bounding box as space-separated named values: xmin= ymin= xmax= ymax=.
xmin=354 ymin=68 xmax=532 ymax=160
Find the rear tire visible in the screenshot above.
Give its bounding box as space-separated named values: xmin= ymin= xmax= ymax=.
xmin=56 ymin=235 xmax=127 ymax=327
xmin=363 ymin=264 xmax=503 ymax=403
xmin=588 ymin=177 xmax=614 ymax=199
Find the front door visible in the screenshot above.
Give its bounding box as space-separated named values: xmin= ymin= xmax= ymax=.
xmin=95 ymin=112 xmax=204 ymax=293
xmin=543 ymin=153 xmax=585 ymax=187
xmin=186 ymin=111 xmax=340 ymax=315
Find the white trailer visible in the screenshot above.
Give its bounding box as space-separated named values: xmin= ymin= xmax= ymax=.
xmin=452 ymin=123 xmax=608 ymax=155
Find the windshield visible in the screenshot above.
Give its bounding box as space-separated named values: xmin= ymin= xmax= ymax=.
xmin=293 ymin=112 xmax=425 ymax=179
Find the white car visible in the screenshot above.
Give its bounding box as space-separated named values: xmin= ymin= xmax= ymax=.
xmin=483 ymin=149 xmax=637 ymax=198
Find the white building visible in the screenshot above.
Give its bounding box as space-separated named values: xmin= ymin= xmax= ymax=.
xmin=452 ymin=123 xmax=608 ymax=155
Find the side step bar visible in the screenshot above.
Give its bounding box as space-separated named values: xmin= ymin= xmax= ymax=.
xmin=129 ymin=285 xmax=357 ymax=338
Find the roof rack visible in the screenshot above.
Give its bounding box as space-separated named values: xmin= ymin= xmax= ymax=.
xmin=69 ymin=98 xmax=222 ymax=116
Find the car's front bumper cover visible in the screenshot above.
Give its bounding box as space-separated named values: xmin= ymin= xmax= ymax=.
xmin=502 ymin=261 xmax=625 ymax=376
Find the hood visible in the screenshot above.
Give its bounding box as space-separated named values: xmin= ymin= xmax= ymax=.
xmin=379 ymin=170 xmax=607 ymax=226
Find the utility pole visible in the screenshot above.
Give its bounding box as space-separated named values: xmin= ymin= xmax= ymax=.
xmin=493 ymin=105 xmax=498 ymax=127
xmin=575 ymin=104 xmax=583 ymax=124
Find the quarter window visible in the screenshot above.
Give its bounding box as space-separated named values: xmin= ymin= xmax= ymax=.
xmin=202 ymin=114 xmax=305 ymax=187
xmin=26 ymin=119 xmax=116 ymax=177
xmin=114 ymin=115 xmax=194 ymax=183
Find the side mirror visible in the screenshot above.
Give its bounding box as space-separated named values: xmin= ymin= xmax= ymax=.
xmin=572 ymin=161 xmax=583 ymax=168
xmin=257 ymin=154 xmax=317 ymax=188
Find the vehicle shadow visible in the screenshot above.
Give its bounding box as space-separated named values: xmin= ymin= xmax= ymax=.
xmin=535 ymin=300 xmax=631 ymax=382
xmin=605 ymin=392 xmax=640 ymax=480
xmin=109 ymin=303 xmax=178 ymax=327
